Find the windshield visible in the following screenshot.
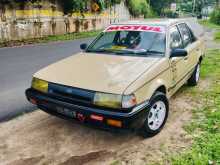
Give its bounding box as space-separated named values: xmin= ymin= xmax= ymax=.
xmin=87 ymin=25 xmax=166 ymax=56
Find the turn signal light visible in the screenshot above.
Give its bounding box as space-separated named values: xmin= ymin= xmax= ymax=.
xmin=107 ymin=119 xmax=122 ymax=128
xmin=90 ymin=114 xmax=104 ymax=121
xmin=30 ymin=98 xmax=37 ymax=105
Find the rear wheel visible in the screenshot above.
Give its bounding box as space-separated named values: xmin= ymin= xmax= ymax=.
xmin=139 ymin=92 xmax=169 ymax=138
xmin=188 ymin=63 xmax=200 ymax=86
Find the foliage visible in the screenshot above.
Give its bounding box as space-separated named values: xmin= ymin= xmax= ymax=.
xmin=0 ymin=0 xmax=123 ymax=14
xmin=178 ymin=0 xmax=216 ymax=16
xmin=163 ymin=9 xmax=179 ymax=18
xmin=179 ymin=0 xmax=202 ymax=15
xmin=214 ymin=31 xmax=220 ymax=42
xmin=60 ymin=0 xmax=122 ymax=14
xmin=105 ymin=0 xmax=122 ymax=7
xmin=199 ymin=20 xmax=220 ymax=29
xmin=0 ymin=30 xmax=101 ymax=48
xmin=60 ymin=0 xmax=89 ymax=14
xmin=1 ymin=0 xmax=40 ymax=4
xmin=150 ymin=0 xmax=174 ymax=15
xmin=210 ymin=7 xmax=220 ymax=25
xmin=126 ymin=0 xmax=154 ymax=18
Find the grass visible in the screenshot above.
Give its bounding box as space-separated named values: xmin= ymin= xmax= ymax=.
xmin=199 ymin=20 xmax=220 ymax=30
xmin=109 ymin=50 xmax=220 ymax=165
xmin=0 ymin=30 xmax=101 ymax=48
xmin=169 ymin=49 xmax=220 ymax=165
xmin=199 ymin=20 xmax=220 ymax=42
xmin=214 ymin=31 xmax=220 ymax=42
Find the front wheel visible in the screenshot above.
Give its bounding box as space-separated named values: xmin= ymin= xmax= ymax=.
xmin=139 ymin=92 xmax=169 ymax=138
xmin=188 ymin=63 xmax=200 ymax=86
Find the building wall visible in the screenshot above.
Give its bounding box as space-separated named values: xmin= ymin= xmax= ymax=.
xmin=0 ymin=1 xmax=131 ymax=42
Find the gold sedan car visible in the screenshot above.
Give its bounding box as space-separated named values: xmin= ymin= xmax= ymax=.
xmin=26 ymin=19 xmax=205 ymax=137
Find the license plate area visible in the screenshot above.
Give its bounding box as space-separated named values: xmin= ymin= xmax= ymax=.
xmin=56 ymin=107 xmax=76 ymax=118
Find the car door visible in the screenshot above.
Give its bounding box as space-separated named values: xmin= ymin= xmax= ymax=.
xmin=177 ymin=23 xmax=199 ymax=74
xmin=169 ymin=25 xmax=188 ymax=87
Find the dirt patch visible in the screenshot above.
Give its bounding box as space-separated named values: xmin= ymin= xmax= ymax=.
xmin=7 ymin=156 xmax=45 ymax=165
xmin=204 ymin=27 xmax=220 ymax=49
xmin=0 ymin=83 xmax=199 ymax=165
xmin=60 ymin=150 xmax=114 ymax=165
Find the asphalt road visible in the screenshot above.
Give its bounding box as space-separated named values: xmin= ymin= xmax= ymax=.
xmin=0 ymin=38 xmax=92 ymax=122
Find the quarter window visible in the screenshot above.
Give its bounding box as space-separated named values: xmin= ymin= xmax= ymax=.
xmin=178 ymin=23 xmax=192 ymax=47
xmin=170 ymin=26 xmax=183 ymax=49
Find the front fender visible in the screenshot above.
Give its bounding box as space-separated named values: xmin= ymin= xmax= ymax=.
xmin=133 ymin=79 xmax=168 ymax=104
xmin=123 ymin=58 xmax=171 ymax=104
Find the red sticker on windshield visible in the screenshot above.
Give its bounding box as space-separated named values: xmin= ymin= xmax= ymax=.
xmin=105 ymin=25 xmax=165 ymax=33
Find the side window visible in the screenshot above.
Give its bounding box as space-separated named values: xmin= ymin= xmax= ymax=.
xmin=187 ymin=25 xmax=196 ymax=42
xmin=178 ymin=23 xmax=192 ymax=47
xmin=170 ymin=26 xmax=183 ymax=49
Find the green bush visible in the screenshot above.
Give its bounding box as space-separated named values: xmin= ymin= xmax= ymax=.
xmin=163 ymin=9 xmax=179 ymax=18
xmin=126 ymin=0 xmax=153 ymax=18
xmin=61 ymin=0 xmax=123 ymax=14
xmin=210 ymin=7 xmax=220 ymax=25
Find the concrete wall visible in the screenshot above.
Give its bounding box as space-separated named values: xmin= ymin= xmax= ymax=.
xmin=0 ymin=1 xmax=131 ymax=42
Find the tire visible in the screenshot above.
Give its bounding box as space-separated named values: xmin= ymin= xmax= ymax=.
xmin=188 ymin=63 xmax=200 ymax=86
xmin=139 ymin=92 xmax=169 ymax=138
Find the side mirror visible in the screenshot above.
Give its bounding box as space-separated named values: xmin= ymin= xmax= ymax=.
xmin=170 ymin=49 xmax=187 ymax=58
xmin=80 ymin=43 xmax=88 ymax=50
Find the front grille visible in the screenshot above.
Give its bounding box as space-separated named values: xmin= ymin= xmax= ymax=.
xmin=45 ymin=83 xmax=130 ymax=113
xmin=48 ymin=83 xmax=95 ymax=106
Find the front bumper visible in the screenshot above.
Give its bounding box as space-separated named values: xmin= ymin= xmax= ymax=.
xmin=25 ymin=88 xmax=150 ymax=131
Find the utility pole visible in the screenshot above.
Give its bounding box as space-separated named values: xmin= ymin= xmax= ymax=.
xmin=192 ymin=0 xmax=196 ymax=15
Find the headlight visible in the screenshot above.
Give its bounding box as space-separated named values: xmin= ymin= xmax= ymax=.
xmin=94 ymin=92 xmax=122 ymax=108
xmin=93 ymin=92 xmax=137 ymax=109
xmin=122 ymin=94 xmax=137 ymax=108
xmin=31 ymin=77 xmax=48 ymax=93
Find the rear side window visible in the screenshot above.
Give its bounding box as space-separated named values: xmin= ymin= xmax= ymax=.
xmin=178 ymin=23 xmax=192 ymax=47
xmin=185 ymin=18 xmax=204 ymax=39
xmin=170 ymin=26 xmax=183 ymax=49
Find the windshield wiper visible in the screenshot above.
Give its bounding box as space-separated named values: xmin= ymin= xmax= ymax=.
xmin=144 ymin=50 xmax=164 ymax=55
xmin=87 ymin=49 xmax=164 ymax=56
xmin=126 ymin=50 xmax=164 ymax=56
xmin=86 ymin=49 xmax=111 ymax=53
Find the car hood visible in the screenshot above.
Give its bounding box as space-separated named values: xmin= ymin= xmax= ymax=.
xmin=34 ymin=52 xmax=160 ymax=94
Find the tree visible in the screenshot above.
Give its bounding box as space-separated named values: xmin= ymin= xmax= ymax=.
xmin=59 ymin=0 xmax=91 ymax=14
xmin=149 ymin=0 xmax=175 ymax=15
xmin=126 ymin=0 xmax=152 ymax=17
xmin=179 ymin=0 xmax=216 ymax=15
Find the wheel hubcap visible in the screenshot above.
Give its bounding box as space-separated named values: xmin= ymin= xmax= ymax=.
xmin=147 ymin=101 xmax=166 ymax=131
xmin=196 ymin=64 xmax=200 ymax=82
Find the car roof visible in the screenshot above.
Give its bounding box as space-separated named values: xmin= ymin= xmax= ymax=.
xmin=110 ymin=18 xmax=204 ymax=38
xmin=111 ymin=18 xmax=192 ymax=27
xmin=108 ymin=17 xmax=204 ymax=38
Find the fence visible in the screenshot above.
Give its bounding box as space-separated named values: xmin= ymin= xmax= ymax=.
xmin=0 ymin=1 xmax=130 ymax=42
